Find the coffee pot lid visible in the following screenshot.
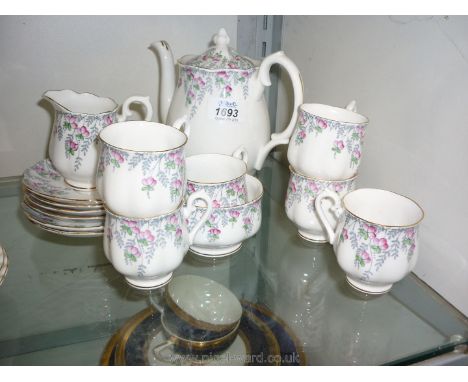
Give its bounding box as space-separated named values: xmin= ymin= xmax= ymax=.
xmin=184 ymin=28 xmax=256 ymax=71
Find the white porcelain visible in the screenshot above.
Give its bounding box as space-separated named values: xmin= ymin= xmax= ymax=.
xmin=24 ymin=193 xmax=104 ymax=216
xmin=167 ymin=274 xmax=242 ymax=329
xmin=315 ymin=188 xmax=424 ymax=294
xmin=285 ymin=166 xmax=356 ymax=242
xmin=22 ymin=202 xmax=104 ymax=231
xmin=288 ymin=101 xmax=369 ymax=180
xmin=187 ymin=175 xmax=263 ymax=257
xmin=23 ymin=159 xmax=101 ymax=203
xmin=186 ymin=147 xmax=248 ymax=208
xmin=151 ymin=28 xmax=303 ymax=173
xmin=44 ymin=90 xmax=153 ymax=189
xmin=104 ymin=192 xmax=212 ymax=290
xmin=97 ymin=118 xmax=189 ymax=218
xmin=151 ymin=275 xmax=242 ymax=357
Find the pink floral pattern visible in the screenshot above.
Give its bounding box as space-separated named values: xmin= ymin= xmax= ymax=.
xmin=108 ymin=211 xmax=185 ymax=276
xmin=293 ymin=108 xmax=367 ymax=169
xmin=340 ymin=214 xmax=418 ymax=280
xmin=55 ymin=111 xmax=116 ymax=172
xmin=286 ymin=171 xmax=356 ymax=214
xmin=179 ymin=66 xmax=255 ymax=118
xmin=185 ymin=48 xmax=255 ymax=71
xmin=97 ymin=145 xmax=185 ymax=201
xmin=186 ymin=199 xmax=261 ymax=243
xmin=186 ymin=177 xmax=247 ymax=208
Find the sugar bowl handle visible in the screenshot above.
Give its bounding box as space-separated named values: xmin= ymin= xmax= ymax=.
xmin=118 ymin=96 xmax=154 ymax=122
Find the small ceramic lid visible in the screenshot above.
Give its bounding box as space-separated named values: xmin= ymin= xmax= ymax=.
xmin=184 ymin=28 xmax=256 ymax=71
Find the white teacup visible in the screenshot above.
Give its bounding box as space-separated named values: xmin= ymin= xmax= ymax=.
xmin=288 ymin=101 xmax=369 ymax=180
xmin=315 ymin=188 xmax=424 ymax=294
xmin=97 ymin=118 xmax=189 ymax=218
xmin=186 ymin=147 xmax=248 ymax=208
xmin=103 ymin=192 xmax=212 ymax=289
xmin=44 ymin=90 xmax=153 ymax=189
xmin=285 ymin=166 xmax=356 ymax=242
xmin=186 ymin=175 xmax=263 ymax=257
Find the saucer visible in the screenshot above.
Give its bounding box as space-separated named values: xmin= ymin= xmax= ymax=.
xmin=0 ymin=246 xmax=8 ymax=286
xmin=23 ymin=190 xmax=102 ymax=210
xmin=101 ymin=305 xmax=281 ymax=366
xmin=24 ymin=214 xmax=103 ymax=237
xmin=101 ymin=301 xmax=305 ymax=366
xmin=24 ymin=193 xmax=105 ymax=216
xmin=22 ymin=202 xmax=104 ymax=229
xmin=23 ymin=159 xmax=101 ymax=203
xmin=241 ymin=301 xmax=306 ymax=366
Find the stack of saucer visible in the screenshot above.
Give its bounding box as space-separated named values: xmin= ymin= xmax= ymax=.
xmin=0 ymin=245 xmax=8 ymax=286
xmin=21 ymin=159 xmax=105 ymax=237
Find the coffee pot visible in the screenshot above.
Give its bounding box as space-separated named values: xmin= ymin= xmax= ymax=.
xmin=151 ymin=28 xmax=303 ymax=173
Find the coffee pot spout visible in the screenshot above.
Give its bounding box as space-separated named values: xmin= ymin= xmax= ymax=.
xmin=150 ymin=41 xmax=176 ymax=123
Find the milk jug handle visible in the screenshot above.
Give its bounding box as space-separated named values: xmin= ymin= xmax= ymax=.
xmin=117 ymin=96 xmax=154 ymax=122
xmin=254 ymin=51 xmax=304 ymax=170
xmin=315 ymin=190 xmax=345 ymax=244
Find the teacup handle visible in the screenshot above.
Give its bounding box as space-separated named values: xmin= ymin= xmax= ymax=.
xmin=152 ymin=338 xmax=182 ymax=364
xmin=117 ymin=96 xmax=154 ymax=122
xmin=232 ymin=145 xmax=249 ymax=166
xmin=315 ymin=189 xmax=345 ymax=244
xmin=172 ymin=115 xmax=191 ymax=138
xmin=183 ymin=191 xmax=213 ymax=244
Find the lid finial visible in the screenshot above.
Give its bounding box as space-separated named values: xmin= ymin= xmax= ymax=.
xmin=213 ymin=28 xmax=230 ymax=48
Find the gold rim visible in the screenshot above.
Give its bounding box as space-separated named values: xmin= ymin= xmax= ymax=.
xmin=24 ymin=189 xmax=103 ymax=209
xmin=23 ymin=213 xmax=104 ymax=236
xmin=23 ymin=196 xmax=104 ymax=221
xmin=25 ymin=193 xmax=104 ymax=215
xmin=104 ymin=200 xmax=183 ymax=222
xmin=342 ymin=188 xmax=425 ymax=229
xmin=186 ymin=153 xmax=248 ymax=185
xmin=99 ymin=124 xmax=188 ymax=154
xmin=165 ymin=293 xmax=240 ymax=333
xmin=160 ymin=313 xmax=240 ymax=350
xmin=22 ymin=184 xmax=102 ymax=205
xmin=43 ymin=90 xmax=119 ymax=116
xmin=300 ymin=103 xmax=369 ymax=125
xmin=100 ymin=331 xmax=121 ymax=365
xmin=112 ymin=305 xmax=281 ymax=366
xmin=289 ymin=165 xmax=358 ymax=183
xmin=63 ymin=179 xmax=96 ymax=190
xmin=191 ymin=176 xmax=264 ymax=211
xmin=243 ymin=300 xmax=307 ymax=366
xmin=115 ymin=307 xmax=156 ymax=365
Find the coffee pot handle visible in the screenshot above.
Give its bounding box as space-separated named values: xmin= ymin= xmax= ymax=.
xmin=254 ymin=51 xmax=304 ymax=170
xmin=183 ymin=191 xmax=213 ymax=244
xmin=117 ymin=96 xmax=154 ymax=122
xmin=315 ymin=189 xmax=345 ymax=244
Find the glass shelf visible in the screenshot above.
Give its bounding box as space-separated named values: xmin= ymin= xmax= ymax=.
xmin=0 ymin=158 xmax=466 ymax=365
